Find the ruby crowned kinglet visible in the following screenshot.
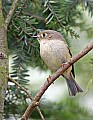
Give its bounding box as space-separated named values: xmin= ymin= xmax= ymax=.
xmin=36 ymin=30 xmax=83 ymax=96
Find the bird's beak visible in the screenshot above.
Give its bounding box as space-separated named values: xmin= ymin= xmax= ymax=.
xmin=31 ymin=36 xmax=38 ymax=38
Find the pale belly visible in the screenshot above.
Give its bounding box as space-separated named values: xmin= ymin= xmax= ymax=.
xmin=40 ymin=40 xmax=71 ymax=73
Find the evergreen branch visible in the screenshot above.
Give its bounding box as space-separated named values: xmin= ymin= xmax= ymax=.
xmin=11 ymin=50 xmax=30 ymax=86
xmin=48 ymin=1 xmax=64 ymax=28
xmin=23 ymin=19 xmax=39 ymax=32
xmin=12 ymin=20 xmax=20 ymax=30
xmin=5 ymin=0 xmax=19 ymax=29
xmin=44 ymin=0 xmax=79 ymax=37
xmin=64 ymin=0 xmax=79 ymax=15
xmin=82 ymin=0 xmax=93 ymax=16
xmin=18 ymin=64 xmax=21 ymax=83
xmin=15 ymin=64 xmax=21 ymax=92
xmin=23 ymin=12 xmax=45 ymax=21
xmin=8 ymin=76 xmax=45 ymax=120
xmin=21 ymin=41 xmax=93 ymax=120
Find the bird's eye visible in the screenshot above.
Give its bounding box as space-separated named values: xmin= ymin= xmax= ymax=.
xmin=43 ymin=33 xmax=45 ymax=37
xmin=41 ymin=33 xmax=47 ymax=38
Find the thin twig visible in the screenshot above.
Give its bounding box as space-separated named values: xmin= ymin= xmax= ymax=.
xmin=82 ymin=78 xmax=93 ymax=96
xmin=23 ymin=12 xmax=45 ymax=21
xmin=37 ymin=106 xmax=45 ymax=120
xmin=8 ymin=76 xmax=33 ymax=100
xmin=21 ymin=41 xmax=93 ymax=120
xmin=8 ymin=76 xmax=45 ymax=120
xmin=23 ymin=19 xmax=39 ymax=32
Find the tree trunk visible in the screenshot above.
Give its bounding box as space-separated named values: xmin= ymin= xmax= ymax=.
xmin=0 ymin=0 xmax=8 ymax=119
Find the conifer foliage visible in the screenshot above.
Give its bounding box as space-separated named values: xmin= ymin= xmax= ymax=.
xmin=3 ymin=0 xmax=93 ymax=119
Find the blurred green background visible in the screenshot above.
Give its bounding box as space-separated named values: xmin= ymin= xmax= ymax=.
xmin=3 ymin=0 xmax=93 ymax=120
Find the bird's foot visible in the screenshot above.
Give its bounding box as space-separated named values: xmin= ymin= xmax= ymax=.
xmin=61 ymin=62 xmax=67 ymax=68
xmin=47 ymin=75 xmax=51 ymax=83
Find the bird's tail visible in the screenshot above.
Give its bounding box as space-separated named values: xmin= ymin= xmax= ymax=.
xmin=64 ymin=75 xmax=83 ymax=96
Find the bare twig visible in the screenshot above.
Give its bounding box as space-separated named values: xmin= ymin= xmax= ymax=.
xmin=82 ymin=78 xmax=93 ymax=96
xmin=5 ymin=0 xmax=20 ymax=29
xmin=8 ymin=76 xmax=33 ymax=100
xmin=21 ymin=41 xmax=93 ymax=120
xmin=8 ymin=76 xmax=45 ymax=120
xmin=37 ymin=106 xmax=45 ymax=120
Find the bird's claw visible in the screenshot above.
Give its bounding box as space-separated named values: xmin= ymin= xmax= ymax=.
xmin=61 ymin=63 xmax=67 ymax=68
xmin=47 ymin=75 xmax=51 ymax=83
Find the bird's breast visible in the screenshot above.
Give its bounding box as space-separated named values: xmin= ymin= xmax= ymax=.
xmin=40 ymin=40 xmax=71 ymax=72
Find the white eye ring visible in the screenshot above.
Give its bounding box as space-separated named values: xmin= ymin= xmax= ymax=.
xmin=41 ymin=33 xmax=48 ymax=38
xmin=44 ymin=33 xmax=48 ymax=37
xmin=41 ymin=34 xmax=43 ymax=38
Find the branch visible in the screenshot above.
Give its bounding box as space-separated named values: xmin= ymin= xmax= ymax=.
xmin=48 ymin=2 xmax=64 ymax=28
xmin=8 ymin=76 xmax=33 ymax=100
xmin=21 ymin=41 xmax=93 ymax=120
xmin=36 ymin=106 xmax=45 ymax=120
xmin=23 ymin=12 xmax=45 ymax=21
xmin=5 ymin=0 xmax=20 ymax=29
xmin=64 ymin=0 xmax=79 ymax=15
xmin=8 ymin=76 xmax=45 ymax=120
xmin=23 ymin=19 xmax=39 ymax=32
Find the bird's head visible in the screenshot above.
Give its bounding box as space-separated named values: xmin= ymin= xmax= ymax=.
xmin=31 ymin=30 xmax=64 ymax=43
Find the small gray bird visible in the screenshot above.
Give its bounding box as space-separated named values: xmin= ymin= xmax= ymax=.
xmin=37 ymin=30 xmax=83 ymax=96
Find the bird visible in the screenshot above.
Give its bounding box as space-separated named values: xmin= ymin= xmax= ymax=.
xmin=36 ymin=30 xmax=83 ymax=96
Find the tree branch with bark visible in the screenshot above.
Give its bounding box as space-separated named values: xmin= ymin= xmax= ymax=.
xmin=21 ymin=41 xmax=93 ymax=120
xmin=0 ymin=0 xmax=8 ymax=119
xmin=8 ymin=76 xmax=45 ymax=120
xmin=5 ymin=0 xmax=20 ymax=29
